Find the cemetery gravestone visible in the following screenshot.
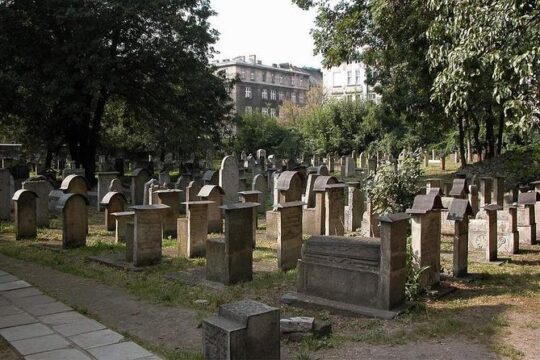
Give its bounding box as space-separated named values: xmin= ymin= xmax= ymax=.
xmin=12 ymin=189 xmax=37 ymax=240
xmin=447 ymin=199 xmax=474 ymax=277
xmin=143 ymin=178 xmax=159 ymax=205
xmin=252 ymin=174 xmax=267 ymax=214
xmin=325 ymin=184 xmax=346 ymax=236
xmin=345 ymin=182 xmax=364 ymax=232
xmin=131 ymin=204 xmax=170 ymax=266
xmin=517 ymin=191 xmax=538 ymax=245
xmin=56 ymin=193 xmax=89 ymax=248
xmin=111 ymin=211 xmax=134 ymax=244
xmin=60 ymin=174 xmax=89 ymax=196
xmin=101 ymin=192 xmax=128 ymax=231
xmin=198 ymin=185 xmax=225 ymax=233
xmin=178 ymin=201 xmax=212 ymax=258
xmin=96 ymin=172 xmax=119 ymax=212
xmin=153 ymin=189 xmax=183 ymax=237
xmin=219 ymin=156 xmax=240 ymax=204
xmin=275 ymin=201 xmax=304 ymax=270
xmin=130 ymin=168 xmax=152 ymax=205
xmin=23 ymin=178 xmax=53 ymax=227
xmin=202 ymin=170 xmax=219 ymax=186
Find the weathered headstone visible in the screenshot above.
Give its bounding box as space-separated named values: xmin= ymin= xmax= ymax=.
xmin=449 ymin=178 xmax=469 ymax=199
xmin=131 ymin=204 xmax=169 ymax=266
xmin=275 ymin=171 xmax=303 ymax=204
xmin=22 ymin=178 xmax=52 ymax=227
xmin=130 ymin=168 xmax=152 ymax=205
xmin=12 ymin=189 xmax=37 ymax=240
xmin=219 ymin=156 xmax=240 ymax=204
xmin=447 ymin=199 xmax=473 ymax=277
xmin=317 ymin=164 xmax=329 ymax=176
xmin=492 ymin=176 xmax=505 ymax=206
xmin=108 ymin=178 xmax=124 ymax=193
xmin=252 ymin=174 xmax=267 ymax=214
xmin=325 ymin=184 xmax=346 ymax=236
xmin=101 ymin=192 xmax=128 ymax=231
xmin=56 ymin=193 xmax=89 ymax=248
xmin=275 ymin=201 xmax=304 ymax=270
xmin=406 ymin=193 xmax=444 ymax=288
xmin=198 ymin=185 xmax=225 ymax=233
xmin=178 ymin=201 xmax=212 ymax=258
xmin=517 ymin=191 xmax=538 ymax=245
xmin=206 ymin=203 xmax=259 ymax=285
xmin=111 ymin=211 xmax=134 ymax=244
xmin=153 ymin=189 xmax=183 ymax=237
xmin=60 ymin=174 xmax=89 ymax=196
xmin=202 ymin=170 xmax=219 ymax=186
xmin=96 ymin=172 xmax=119 ymax=212
xmin=143 ymin=178 xmax=159 ymax=205
xmin=203 ymin=299 xmax=280 ymax=360
xmin=345 ymin=182 xmax=364 ymax=232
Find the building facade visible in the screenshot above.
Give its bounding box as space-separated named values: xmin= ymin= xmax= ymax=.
xmin=323 ymin=61 xmax=378 ymax=102
xmin=214 ymin=55 xmax=313 ymax=117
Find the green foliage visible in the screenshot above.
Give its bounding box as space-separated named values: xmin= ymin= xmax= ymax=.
xmin=405 ymin=238 xmax=429 ymax=301
xmin=227 ymin=113 xmax=303 ymax=158
xmin=364 ymin=154 xmax=423 ymax=214
xmin=0 ymin=0 xmax=230 ymax=177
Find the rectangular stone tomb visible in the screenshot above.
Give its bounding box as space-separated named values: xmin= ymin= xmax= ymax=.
xmin=206 ymin=203 xmax=259 ymax=285
xmin=177 ymin=201 xmax=213 ymax=258
xmin=111 ymin=211 xmax=134 ymax=243
xmin=203 ymin=299 xmax=280 ymax=360
xmin=283 ymin=213 xmax=409 ymax=318
xmin=131 ymin=204 xmax=169 ymax=266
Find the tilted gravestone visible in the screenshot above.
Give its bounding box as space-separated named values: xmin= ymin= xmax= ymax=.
xmin=12 ymin=189 xmax=38 ymax=240
xmin=206 ymin=203 xmax=259 ymax=285
xmin=23 ymin=178 xmax=53 ymax=227
xmin=198 ymin=185 xmax=225 ymax=234
xmin=219 ymin=156 xmax=240 ymax=204
xmin=101 ymin=192 xmax=128 ymax=231
xmin=177 ymin=200 xmax=212 ymax=258
xmin=283 ymin=213 xmax=410 ymax=318
xmin=56 ymin=193 xmax=89 ymax=248
xmin=275 ymin=201 xmax=304 ymax=271
xmin=203 ymin=299 xmax=280 ymax=360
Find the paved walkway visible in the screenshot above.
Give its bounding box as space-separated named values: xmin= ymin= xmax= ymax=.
xmin=0 ymin=270 xmax=160 ymax=360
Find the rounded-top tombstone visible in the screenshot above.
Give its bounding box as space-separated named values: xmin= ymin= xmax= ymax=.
xmin=130 ymin=168 xmax=152 ymax=205
xmin=252 ymin=174 xmax=267 ymax=212
xmin=198 ymin=184 xmax=225 ymax=233
xmin=60 ymin=174 xmax=89 ymax=196
xmin=101 ymin=192 xmax=128 ymax=231
xmin=313 ymin=175 xmax=339 ymax=192
xmin=219 ymin=156 xmax=239 ymax=204
xmin=56 ymin=193 xmax=89 ymax=248
xmin=317 ymin=165 xmax=329 ymax=176
xmin=23 ymin=178 xmax=53 ymax=227
xmin=202 ymin=170 xmax=219 ymax=186
xmin=276 ymin=171 xmax=304 ymax=203
xmin=12 ymin=189 xmax=38 ymax=240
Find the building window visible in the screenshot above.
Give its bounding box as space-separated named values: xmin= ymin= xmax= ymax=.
xmin=270 ymin=108 xmax=276 ymax=117
xmin=347 ymin=71 xmax=353 ymax=85
xmin=355 ymin=70 xmax=361 ymax=85
xmin=241 ymin=69 xmax=246 ymax=80
xmin=262 ymin=72 xmax=267 ymax=82
xmin=245 ymin=106 xmax=253 ymax=114
xmin=271 ymin=73 xmax=275 ymax=83
xmin=279 ymin=91 xmax=284 ymax=101
xmin=298 ymin=92 xmax=304 ymax=104
xmin=270 ymin=90 xmax=277 ymax=100
xmin=250 ymin=71 xmax=255 ymax=81
xmin=291 ymin=76 xmax=295 ymax=86
xmin=262 ymin=107 xmax=269 ymax=115
xmin=245 ymin=87 xmax=252 ymax=98
xmin=291 ymin=92 xmax=296 ymax=104
xmin=262 ymin=89 xmax=268 ymax=100
xmin=332 ymin=72 xmax=341 ymax=87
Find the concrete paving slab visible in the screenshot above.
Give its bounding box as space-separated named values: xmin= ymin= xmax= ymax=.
xmin=0 ymin=312 xmax=37 ymax=329
xmin=0 ymin=323 xmax=53 ymax=341
xmin=0 ymin=270 xmax=8 ymax=276
xmin=25 ymin=348 xmax=93 ymax=360
xmin=1 ymin=287 xmax=41 ymax=299
xmin=10 ymin=333 xmax=70 ymax=355
xmin=88 ymin=341 xmax=154 ymax=360
xmin=69 ymin=329 xmax=124 ymax=349
xmin=0 ymin=274 xmax=18 ymax=283
xmin=0 ymin=280 xmax=31 ymax=292
xmin=25 ymin=301 xmax=72 ymax=316
xmin=0 ymin=304 xmax=23 ymax=316
xmin=16 ymin=294 xmax=56 ymax=308
xmin=39 ymin=311 xmax=88 ymax=326
xmin=53 ymin=318 xmax=106 ymax=337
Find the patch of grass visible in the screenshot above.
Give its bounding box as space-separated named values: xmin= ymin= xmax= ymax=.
xmin=492 ymin=343 xmax=524 ymax=359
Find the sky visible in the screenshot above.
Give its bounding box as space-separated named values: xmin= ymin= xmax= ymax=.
xmin=210 ymin=0 xmax=323 ymax=69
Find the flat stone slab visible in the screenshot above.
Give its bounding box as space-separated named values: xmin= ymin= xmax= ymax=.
xmin=29 ymin=243 xmax=65 ymax=252
xmin=26 ymin=348 xmax=93 ymax=360
xmin=0 ymin=280 xmax=32 ymax=291
xmin=86 ymin=255 xmax=144 ymax=272
xmin=0 ymin=274 xmax=18 ymax=283
xmin=0 ymin=312 xmax=37 ymax=329
xmin=16 ymin=294 xmax=56 ymax=308
xmin=69 ymin=329 xmax=124 ymax=349
xmin=88 ymin=341 xmax=154 ymax=360
xmin=0 ymin=322 xmax=53 ymax=341
xmin=25 ymin=301 xmax=72 ymax=316
xmin=53 ymin=317 xmax=106 ymax=337
xmin=10 ymin=333 xmax=71 ymax=355
xmin=0 ymin=304 xmax=23 ymax=316
xmin=281 ymin=292 xmax=409 ymax=320
xmin=165 ymin=269 xmax=225 ymax=291
xmin=1 ymin=287 xmax=42 ymax=299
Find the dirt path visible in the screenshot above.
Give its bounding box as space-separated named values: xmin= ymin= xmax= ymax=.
xmin=0 ymin=253 xmax=202 ymax=354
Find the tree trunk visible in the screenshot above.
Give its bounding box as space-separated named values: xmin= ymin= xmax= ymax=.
xmin=497 ymin=109 xmax=505 ymax=155
xmin=457 ymin=118 xmax=467 ymax=166
xmin=472 ymin=117 xmax=482 ymax=161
